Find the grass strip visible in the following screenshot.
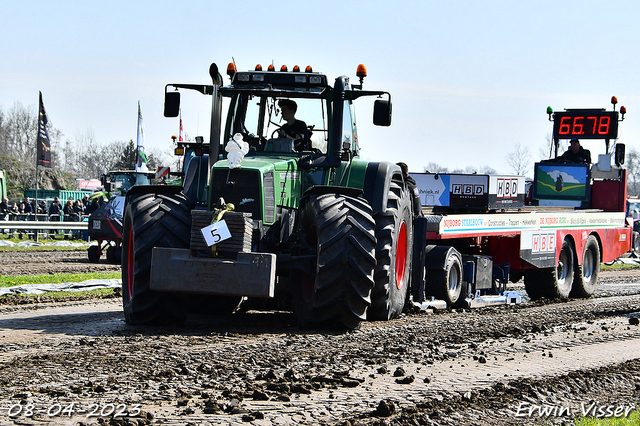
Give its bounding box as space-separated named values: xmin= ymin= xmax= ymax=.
xmin=0 ymin=272 xmax=120 ymax=288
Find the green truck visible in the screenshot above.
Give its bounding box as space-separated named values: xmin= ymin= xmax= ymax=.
xmin=121 ymin=63 xmax=414 ymax=329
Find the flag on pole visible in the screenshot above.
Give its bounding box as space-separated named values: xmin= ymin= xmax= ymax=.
xmin=136 ymin=101 xmax=148 ymax=172
xmin=179 ymin=109 xmax=184 ymax=142
xmin=37 ymin=92 xmax=52 ymax=168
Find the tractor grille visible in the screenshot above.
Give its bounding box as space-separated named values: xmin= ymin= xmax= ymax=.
xmin=263 ymin=171 xmax=275 ymax=223
xmin=210 ymin=168 xmax=276 ymax=224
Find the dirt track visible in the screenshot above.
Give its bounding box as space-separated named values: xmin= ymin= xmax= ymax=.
xmin=0 ymin=248 xmax=120 ymax=277
xmin=0 ymin=250 xmax=639 ymax=425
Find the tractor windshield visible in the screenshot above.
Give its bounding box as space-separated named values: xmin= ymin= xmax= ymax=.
xmin=228 ymin=94 xmax=329 ymax=154
xmin=111 ymin=172 xmax=152 ymax=193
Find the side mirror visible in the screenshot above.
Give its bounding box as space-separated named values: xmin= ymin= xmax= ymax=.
xmin=373 ymin=99 xmax=392 ymax=126
xmin=616 ymin=143 xmax=625 ymax=167
xmin=164 ymin=91 xmax=181 ymax=117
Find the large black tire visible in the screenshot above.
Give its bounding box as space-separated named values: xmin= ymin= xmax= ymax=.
xmin=88 ymin=245 xmax=101 ymax=263
xmin=537 ymin=239 xmax=575 ymax=299
xmin=295 ymin=193 xmax=376 ymax=329
xmin=632 ymin=231 xmax=640 ymax=257
xmin=571 ymin=235 xmax=600 ymax=298
xmin=369 ymin=182 xmax=413 ymax=321
xmin=430 ymin=250 xmax=463 ymax=306
xmin=121 ymin=192 xmax=191 ymax=325
xmin=106 ymin=245 xmax=118 ymax=264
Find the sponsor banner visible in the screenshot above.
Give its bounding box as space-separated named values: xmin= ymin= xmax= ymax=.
xmin=411 ymin=173 xmax=525 ymax=210
xmin=438 ymin=211 xmax=626 ymax=235
xmin=78 ymin=179 xmax=102 ymax=190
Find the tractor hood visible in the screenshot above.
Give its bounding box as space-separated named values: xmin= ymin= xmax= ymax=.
xmin=209 ymin=156 xmax=301 ymax=225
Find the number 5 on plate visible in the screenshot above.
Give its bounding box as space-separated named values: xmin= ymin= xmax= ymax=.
xmin=201 ymin=220 xmax=232 ymax=246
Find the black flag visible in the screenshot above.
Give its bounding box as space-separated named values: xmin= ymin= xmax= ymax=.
xmin=37 ymin=91 xmax=51 ymax=168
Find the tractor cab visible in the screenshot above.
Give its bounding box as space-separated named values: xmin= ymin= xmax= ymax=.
xmin=102 ymin=170 xmax=154 ymax=196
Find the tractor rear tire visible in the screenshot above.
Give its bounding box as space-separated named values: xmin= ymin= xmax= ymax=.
xmin=369 ymin=182 xmax=413 ymax=321
xmin=571 ymin=235 xmax=600 ymax=298
xmin=121 ymin=191 xmax=191 ymax=325
xmin=295 ymin=193 xmax=376 ymax=329
xmin=537 ymin=239 xmax=574 ymax=299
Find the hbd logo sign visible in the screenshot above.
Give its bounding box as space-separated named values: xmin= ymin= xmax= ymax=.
xmin=497 ymin=179 xmax=518 ymax=198
xmin=452 ymin=184 xmax=485 ymax=196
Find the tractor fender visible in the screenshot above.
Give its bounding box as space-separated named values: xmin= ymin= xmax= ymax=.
xmin=300 ymin=185 xmax=364 ymax=211
xmin=424 ymin=245 xmax=462 ymax=270
xmin=362 ymin=162 xmax=403 ymax=214
xmin=125 ymin=184 xmax=183 ymax=205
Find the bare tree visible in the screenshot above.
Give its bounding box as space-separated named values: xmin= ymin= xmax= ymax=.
xmin=538 ymin=132 xmax=555 ymax=161
xmin=506 ymin=142 xmax=531 ymax=176
xmin=3 ymin=102 xmax=38 ymax=163
xmin=423 ymin=162 xmax=449 ymax=173
xmin=0 ymin=106 xmax=6 ymax=156
xmin=626 ymin=148 xmax=640 ymax=197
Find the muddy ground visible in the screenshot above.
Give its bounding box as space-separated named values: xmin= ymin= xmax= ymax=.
xmin=0 ymin=249 xmax=639 ymax=425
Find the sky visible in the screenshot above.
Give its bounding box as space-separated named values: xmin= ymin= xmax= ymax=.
xmin=2 ymin=0 xmax=640 ymax=176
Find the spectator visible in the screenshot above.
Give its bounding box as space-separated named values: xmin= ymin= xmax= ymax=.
xmin=82 ymin=195 xmax=90 ymax=210
xmin=63 ymin=200 xmax=76 ymax=240
xmin=49 ymin=199 xmax=61 ymax=217
xmin=8 ymin=202 xmax=18 ymax=237
xmin=87 ymin=197 xmax=100 ymax=215
xmin=72 ymin=200 xmax=85 ymax=239
xmin=0 ymin=197 xmax=8 ymax=220
xmin=74 ymin=199 xmax=85 ymax=217
xmin=17 ymin=202 xmax=26 ymax=239
xmin=29 ymin=198 xmax=37 ymax=216
xmin=8 ymin=202 xmax=19 ymax=220
xmin=23 ymin=197 xmax=33 ymax=217
xmin=49 ymin=199 xmax=62 ymax=241
xmin=37 ymin=200 xmax=47 ymax=215
xmin=0 ymin=198 xmax=9 ymax=234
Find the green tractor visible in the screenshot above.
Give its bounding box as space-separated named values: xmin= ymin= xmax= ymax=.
xmin=121 ymin=62 xmax=415 ymax=329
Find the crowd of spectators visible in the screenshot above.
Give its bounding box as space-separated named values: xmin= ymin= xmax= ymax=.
xmin=0 ymin=194 xmax=105 ymax=239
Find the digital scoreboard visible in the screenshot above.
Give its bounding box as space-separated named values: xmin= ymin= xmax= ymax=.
xmin=552 ymin=110 xmax=619 ymax=140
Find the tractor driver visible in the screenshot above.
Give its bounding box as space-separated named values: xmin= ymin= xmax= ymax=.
xmin=277 ymin=99 xmax=311 ymax=151
xmin=557 ymin=138 xmax=592 ymax=164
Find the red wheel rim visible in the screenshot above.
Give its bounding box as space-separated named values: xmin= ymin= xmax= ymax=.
xmin=395 ymin=221 xmax=408 ymax=289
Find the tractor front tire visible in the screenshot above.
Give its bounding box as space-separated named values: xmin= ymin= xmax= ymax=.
xmin=295 ymin=193 xmax=376 ymax=329
xmin=369 ymin=182 xmax=413 ymax=321
xmin=121 ymin=191 xmax=191 ymax=325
